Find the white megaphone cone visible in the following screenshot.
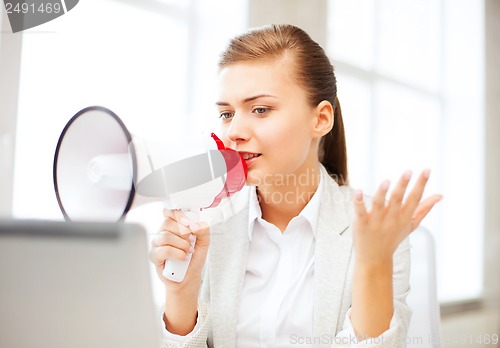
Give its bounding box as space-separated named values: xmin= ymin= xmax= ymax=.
xmin=53 ymin=106 xmax=247 ymax=282
xmin=54 ymin=106 xmax=142 ymax=222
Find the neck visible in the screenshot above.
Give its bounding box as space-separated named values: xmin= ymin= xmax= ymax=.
xmin=257 ymin=163 xmax=321 ymax=232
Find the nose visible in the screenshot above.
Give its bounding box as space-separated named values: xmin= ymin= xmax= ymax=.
xmin=225 ymin=113 xmax=250 ymax=144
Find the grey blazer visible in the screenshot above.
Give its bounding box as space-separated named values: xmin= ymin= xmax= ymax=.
xmin=161 ymin=165 xmax=412 ymax=348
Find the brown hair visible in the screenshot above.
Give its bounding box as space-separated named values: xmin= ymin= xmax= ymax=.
xmin=218 ymin=24 xmax=348 ymax=185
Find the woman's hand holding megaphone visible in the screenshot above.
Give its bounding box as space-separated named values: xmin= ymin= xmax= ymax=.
xmin=149 ymin=208 xmax=210 ymax=335
xmin=151 ymin=209 xmax=210 ymax=287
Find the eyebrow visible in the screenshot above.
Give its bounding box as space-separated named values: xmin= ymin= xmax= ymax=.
xmin=215 ymin=94 xmax=277 ymax=106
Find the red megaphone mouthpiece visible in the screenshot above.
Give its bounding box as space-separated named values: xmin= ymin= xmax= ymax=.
xmin=206 ymin=133 xmax=248 ymax=208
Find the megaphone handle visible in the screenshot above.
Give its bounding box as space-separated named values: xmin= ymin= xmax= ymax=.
xmin=163 ymin=208 xmax=199 ymax=283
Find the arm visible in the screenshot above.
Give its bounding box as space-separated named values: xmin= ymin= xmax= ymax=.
xmin=350 ymin=170 xmax=441 ymax=339
xmin=334 ymin=237 xmax=412 ymax=347
xmin=164 ymin=285 xmax=200 ymax=335
xmin=351 ymin=257 xmax=394 ymax=339
xmin=158 ymin=262 xmax=212 ymax=348
xmin=150 ymin=209 xmax=212 ymax=347
xmin=159 ymin=299 xmax=210 ymax=348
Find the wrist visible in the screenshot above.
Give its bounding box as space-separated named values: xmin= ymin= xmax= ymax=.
xmin=165 ymin=282 xmax=201 ymax=305
xmin=165 ymin=273 xmax=202 ymax=294
xmin=355 ymin=257 xmax=393 ymax=276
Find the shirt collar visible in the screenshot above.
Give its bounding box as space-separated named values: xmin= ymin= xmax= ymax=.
xmin=247 ymin=167 xmax=324 ymax=241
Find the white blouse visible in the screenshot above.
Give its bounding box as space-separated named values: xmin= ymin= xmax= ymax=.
xmin=236 ymin=174 xmax=323 ymax=348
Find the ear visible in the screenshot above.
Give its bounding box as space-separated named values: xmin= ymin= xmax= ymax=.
xmin=311 ymin=100 xmax=334 ymax=138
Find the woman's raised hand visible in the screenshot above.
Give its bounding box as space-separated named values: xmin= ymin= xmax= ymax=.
xmin=149 ymin=209 xmax=210 ymax=291
xmin=352 ymin=169 xmax=442 ymax=264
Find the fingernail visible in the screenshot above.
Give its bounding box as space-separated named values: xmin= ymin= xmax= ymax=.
xmin=188 ymin=234 xmax=196 ymax=243
xmin=180 ymin=217 xmax=190 ymax=227
xmin=189 ymin=223 xmax=200 ymax=232
xmin=423 ymin=169 xmax=431 ymax=179
xmin=404 ymin=170 xmax=412 ymax=180
xmin=185 ymin=254 xmax=190 ymax=261
xmin=355 ymin=190 xmax=363 ymax=200
xmin=188 ymin=246 xmax=194 ymax=253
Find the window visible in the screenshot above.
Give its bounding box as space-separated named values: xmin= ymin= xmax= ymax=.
xmin=328 ymin=0 xmax=484 ymax=302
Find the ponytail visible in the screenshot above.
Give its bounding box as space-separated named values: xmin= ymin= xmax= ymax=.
xmin=320 ymin=97 xmax=348 ymax=185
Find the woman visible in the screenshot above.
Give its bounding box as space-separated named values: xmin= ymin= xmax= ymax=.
xmin=150 ymin=24 xmax=442 ymax=347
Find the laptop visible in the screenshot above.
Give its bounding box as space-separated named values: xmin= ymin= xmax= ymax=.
xmin=0 ymin=219 xmax=161 ymax=348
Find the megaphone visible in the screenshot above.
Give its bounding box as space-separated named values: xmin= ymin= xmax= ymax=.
xmin=53 ymin=106 xmax=247 ymax=282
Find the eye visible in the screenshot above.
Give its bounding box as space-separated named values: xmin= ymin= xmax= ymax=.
xmin=252 ymin=107 xmax=269 ymax=115
xmin=219 ymin=112 xmax=234 ymax=120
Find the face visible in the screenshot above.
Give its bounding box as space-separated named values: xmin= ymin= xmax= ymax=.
xmin=215 ymin=58 xmax=323 ymax=187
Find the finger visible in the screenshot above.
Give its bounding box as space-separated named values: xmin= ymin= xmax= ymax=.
xmin=409 ymin=194 xmax=443 ymax=231
xmin=353 ymin=189 xmax=368 ymax=222
xmin=187 ymin=221 xmax=210 ymax=247
xmin=187 ymin=221 xmax=209 ymax=235
xmin=162 ymin=209 xmax=191 ymax=227
xmin=387 ymin=170 xmax=412 ymax=213
xmin=162 ymin=208 xmax=176 ymax=220
xmin=402 ymin=169 xmax=431 ymax=218
xmin=160 ymin=218 xmax=192 ymax=236
xmin=370 ymin=180 xmax=390 ymax=220
xmin=151 ymin=231 xmax=193 ymax=254
xmin=150 ymin=245 xmax=190 ymax=263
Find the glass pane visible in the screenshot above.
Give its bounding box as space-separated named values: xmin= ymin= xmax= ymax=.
xmin=13 ymin=0 xmax=188 ymax=220
xmin=377 ymin=0 xmax=441 ymax=92
xmin=436 ymin=0 xmax=485 ymax=302
xmin=327 ymin=0 xmax=375 ymax=70
xmin=336 ymin=72 xmax=372 ymax=189
xmin=435 ymin=95 xmax=484 ymax=302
